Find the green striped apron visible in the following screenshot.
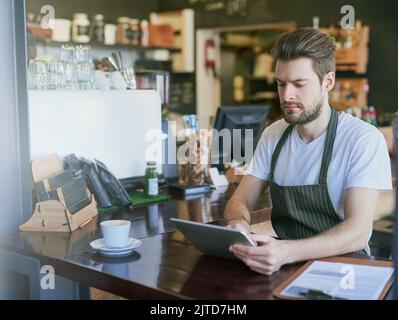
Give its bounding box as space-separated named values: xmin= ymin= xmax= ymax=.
xmin=270 ymin=109 xmax=342 ymax=239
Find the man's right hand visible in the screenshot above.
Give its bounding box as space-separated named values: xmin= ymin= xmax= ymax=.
xmin=227 ymin=218 xmax=250 ymax=235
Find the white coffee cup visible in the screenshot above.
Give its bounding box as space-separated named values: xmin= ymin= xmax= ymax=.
xmin=100 ymin=220 xmax=131 ymax=248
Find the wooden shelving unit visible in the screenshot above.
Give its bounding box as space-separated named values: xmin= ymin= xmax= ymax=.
xmin=330 ymin=78 xmax=369 ymax=111
xmin=321 ymin=23 xmax=370 ymax=111
xmin=150 ymin=9 xmax=195 ymax=72
xmin=320 ymin=24 xmax=369 ymax=74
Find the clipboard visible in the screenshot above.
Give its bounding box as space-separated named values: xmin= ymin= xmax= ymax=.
xmin=273 ymin=256 xmax=394 ymax=300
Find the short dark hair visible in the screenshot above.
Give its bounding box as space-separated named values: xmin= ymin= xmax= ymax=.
xmin=271 ymin=27 xmax=336 ymax=83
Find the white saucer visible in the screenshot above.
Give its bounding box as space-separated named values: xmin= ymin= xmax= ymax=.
xmin=90 ymin=238 xmax=142 ymax=256
xmin=98 ymin=249 xmax=135 ymax=257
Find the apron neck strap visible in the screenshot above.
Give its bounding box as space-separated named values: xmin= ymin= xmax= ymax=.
xmin=269 ymin=124 xmax=294 ymax=181
xmin=318 ymin=108 xmax=338 ymax=184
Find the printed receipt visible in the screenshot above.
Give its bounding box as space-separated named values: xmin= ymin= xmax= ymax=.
xmin=281 ymin=261 xmax=394 ymax=300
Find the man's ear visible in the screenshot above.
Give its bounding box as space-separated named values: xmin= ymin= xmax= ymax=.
xmin=323 ymin=72 xmax=335 ymax=92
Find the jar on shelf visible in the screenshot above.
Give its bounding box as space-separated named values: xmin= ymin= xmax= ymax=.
xmin=72 ymin=13 xmax=90 ymax=43
xmin=129 ymin=19 xmax=140 ymax=46
xmin=104 ymin=24 xmax=116 ymax=45
xmin=116 ymin=17 xmax=131 ymax=45
xmin=51 ymin=19 xmax=72 ymax=42
xmin=90 ymin=14 xmax=105 ymax=43
xmin=144 ymin=161 xmax=159 ymax=198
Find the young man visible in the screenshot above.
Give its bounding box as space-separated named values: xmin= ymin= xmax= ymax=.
xmin=224 ymin=27 xmax=392 ymax=276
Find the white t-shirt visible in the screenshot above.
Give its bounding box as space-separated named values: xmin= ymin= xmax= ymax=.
xmin=248 ymin=112 xmax=393 ymax=220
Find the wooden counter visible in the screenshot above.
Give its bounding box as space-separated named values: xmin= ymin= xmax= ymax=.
xmin=0 ymin=185 xmax=391 ymax=300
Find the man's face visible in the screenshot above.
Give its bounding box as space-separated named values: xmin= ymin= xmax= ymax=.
xmin=275 ymin=57 xmax=330 ymax=125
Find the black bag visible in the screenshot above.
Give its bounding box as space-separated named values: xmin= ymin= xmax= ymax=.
xmin=64 ymin=153 xmax=83 ymax=177
xmin=95 ymin=159 xmax=131 ymax=208
xmin=81 ymin=158 xmax=113 ymax=208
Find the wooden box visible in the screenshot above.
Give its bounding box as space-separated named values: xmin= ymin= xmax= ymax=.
xmin=148 ymin=24 xmax=174 ymax=48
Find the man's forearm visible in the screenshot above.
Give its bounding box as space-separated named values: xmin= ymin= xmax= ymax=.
xmin=223 ymin=175 xmax=269 ymax=225
xmin=224 ymin=195 xmax=251 ymax=224
xmin=282 ymin=219 xmax=370 ymax=265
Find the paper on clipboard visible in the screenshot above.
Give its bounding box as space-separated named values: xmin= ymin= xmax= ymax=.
xmin=279 ymin=260 xmax=394 ymax=300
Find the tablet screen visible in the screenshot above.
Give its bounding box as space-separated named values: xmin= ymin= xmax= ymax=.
xmin=171 ymin=218 xmax=256 ymax=260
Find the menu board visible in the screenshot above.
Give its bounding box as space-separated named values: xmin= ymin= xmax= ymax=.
xmin=169 ymin=72 xmax=196 ymax=114
xmin=158 ymin=0 xmax=275 ymax=28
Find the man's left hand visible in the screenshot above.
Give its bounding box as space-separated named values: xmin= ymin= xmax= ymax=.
xmin=229 ymin=234 xmax=289 ymax=276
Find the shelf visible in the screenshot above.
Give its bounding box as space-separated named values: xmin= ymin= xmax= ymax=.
xmin=336 ymin=71 xmax=368 ymax=78
xmin=245 ymin=76 xmax=275 ymax=84
xmin=249 ymin=91 xmax=278 ymax=100
xmin=330 ymin=78 xmax=369 ymax=111
xmin=171 ymin=71 xmax=196 ymax=75
xmin=320 ymin=25 xmax=369 ymax=74
xmin=246 ymin=76 xmax=270 ymax=80
xmin=221 ymin=42 xmax=253 ymax=50
xmin=34 ymin=38 xmax=181 ymax=53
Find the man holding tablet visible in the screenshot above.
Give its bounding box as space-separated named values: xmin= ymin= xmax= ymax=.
xmin=224 ymin=28 xmax=392 ymax=276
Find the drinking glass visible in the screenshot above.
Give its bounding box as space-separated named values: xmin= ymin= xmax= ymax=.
xmin=31 ymin=60 xmax=48 ymax=90
xmin=121 ymin=67 xmax=137 ymax=90
xmin=61 ymin=44 xmax=74 ymax=62
xmin=74 ymin=45 xmax=91 ymax=62
xmin=28 ymin=59 xmax=36 ymax=90
xmin=56 ymin=60 xmax=66 ymax=90
xmin=47 ymin=60 xmax=59 ymax=90
xmin=61 ymin=44 xmax=78 ymax=90
xmin=75 ymin=45 xmax=95 ymax=90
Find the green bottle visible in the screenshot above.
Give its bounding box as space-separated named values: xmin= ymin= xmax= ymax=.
xmin=144 ymin=161 xmax=158 ymax=198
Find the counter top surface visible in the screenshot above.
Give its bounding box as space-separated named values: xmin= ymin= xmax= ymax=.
xmin=0 ymin=185 xmax=390 ymax=299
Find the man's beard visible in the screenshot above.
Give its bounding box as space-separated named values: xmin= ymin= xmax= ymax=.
xmin=282 ymin=99 xmax=323 ymax=125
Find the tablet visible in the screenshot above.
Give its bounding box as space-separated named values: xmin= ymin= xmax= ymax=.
xmin=171 ymin=218 xmax=256 ymax=260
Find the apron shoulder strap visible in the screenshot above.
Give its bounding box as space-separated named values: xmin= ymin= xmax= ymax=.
xmin=269 ymin=124 xmax=294 ymax=181
xmin=319 ymin=109 xmax=339 ymax=184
